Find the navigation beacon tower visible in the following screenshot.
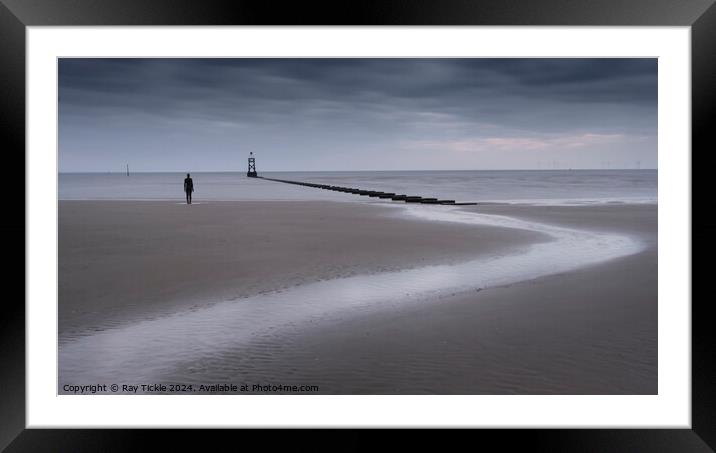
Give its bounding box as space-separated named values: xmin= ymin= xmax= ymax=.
xmin=247 ymin=152 xmax=257 ymax=177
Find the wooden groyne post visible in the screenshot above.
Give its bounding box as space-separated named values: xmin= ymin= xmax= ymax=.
xmin=245 ymin=154 xmax=476 ymax=205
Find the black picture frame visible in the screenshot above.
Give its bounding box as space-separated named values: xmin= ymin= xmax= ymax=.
xmin=3 ymin=0 xmax=713 ymax=450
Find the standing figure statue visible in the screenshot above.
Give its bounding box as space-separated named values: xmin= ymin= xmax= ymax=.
xmin=184 ymin=173 xmax=194 ymax=204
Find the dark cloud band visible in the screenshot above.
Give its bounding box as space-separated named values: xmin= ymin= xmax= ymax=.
xmin=58 ymin=58 xmax=657 ymax=172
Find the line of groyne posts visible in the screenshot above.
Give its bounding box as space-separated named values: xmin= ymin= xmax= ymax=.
xmin=256 ymin=176 xmax=477 ymax=205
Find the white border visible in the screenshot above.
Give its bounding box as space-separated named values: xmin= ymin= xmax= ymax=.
xmin=27 ymin=27 xmax=690 ymax=428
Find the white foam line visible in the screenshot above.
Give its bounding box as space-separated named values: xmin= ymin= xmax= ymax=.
xmin=59 ymin=205 xmax=645 ymax=385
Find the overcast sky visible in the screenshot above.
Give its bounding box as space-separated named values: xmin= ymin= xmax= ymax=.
xmin=59 ymin=58 xmax=657 ymax=172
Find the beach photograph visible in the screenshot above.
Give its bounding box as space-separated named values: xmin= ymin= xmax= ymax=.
xmin=58 ymin=58 xmax=657 ymax=395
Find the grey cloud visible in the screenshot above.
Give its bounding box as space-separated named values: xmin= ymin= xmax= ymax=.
xmin=58 ymin=58 xmax=657 ymax=172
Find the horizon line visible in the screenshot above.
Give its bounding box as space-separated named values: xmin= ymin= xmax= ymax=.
xmin=59 ymin=168 xmax=658 ymax=174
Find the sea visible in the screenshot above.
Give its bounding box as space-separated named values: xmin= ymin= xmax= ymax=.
xmin=59 ymin=170 xmax=657 ymax=205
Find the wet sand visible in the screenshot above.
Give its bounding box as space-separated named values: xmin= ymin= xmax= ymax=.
xmin=167 ymin=204 xmax=656 ymax=394
xmin=59 ymin=200 xmax=545 ymax=337
xmin=58 ymin=201 xmax=656 ymax=394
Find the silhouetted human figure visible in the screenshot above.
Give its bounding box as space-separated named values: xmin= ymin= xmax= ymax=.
xmin=184 ymin=173 xmax=194 ymax=204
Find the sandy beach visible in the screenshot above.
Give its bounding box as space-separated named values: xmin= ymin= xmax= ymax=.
xmin=224 ymin=204 xmax=656 ymax=394
xmin=58 ymin=200 xmax=656 ymax=394
xmin=59 ymin=201 xmax=546 ymax=337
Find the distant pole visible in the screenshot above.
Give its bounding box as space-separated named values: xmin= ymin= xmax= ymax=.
xmin=126 ymin=164 xmax=129 ymax=176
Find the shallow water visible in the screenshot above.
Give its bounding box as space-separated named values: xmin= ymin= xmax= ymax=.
xmin=58 ymin=204 xmax=644 ymax=391
xmin=59 ymin=169 xmax=657 ymax=205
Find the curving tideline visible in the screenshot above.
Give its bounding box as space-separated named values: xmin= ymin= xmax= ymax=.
xmin=59 ymin=205 xmax=645 ymax=387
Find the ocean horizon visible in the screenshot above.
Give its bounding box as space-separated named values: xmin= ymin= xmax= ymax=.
xmin=59 ymin=169 xmax=657 ymax=206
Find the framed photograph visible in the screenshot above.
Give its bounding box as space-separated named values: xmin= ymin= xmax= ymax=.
xmin=4 ymin=0 xmax=713 ymax=450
